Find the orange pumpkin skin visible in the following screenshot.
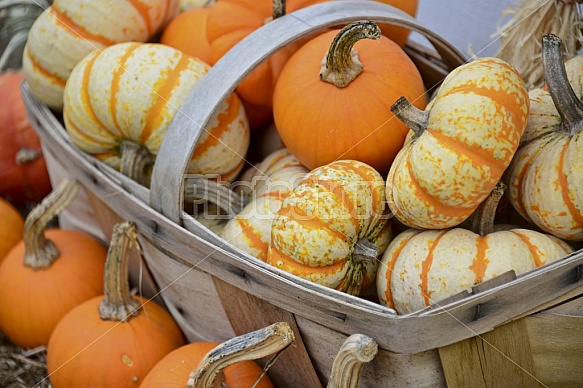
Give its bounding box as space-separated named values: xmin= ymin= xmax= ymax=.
xmin=0 ymin=197 xmax=24 ymax=263
xmin=0 ymin=230 xmax=107 ymax=348
xmin=0 ymin=71 xmax=52 ymax=205
xmin=160 ymin=7 xmax=212 ymax=64
xmin=206 ymin=0 xmax=328 ymax=108
xmin=47 ymin=295 xmax=185 ymax=387
xmin=375 ymin=0 xmax=418 ymax=47
xmin=141 ymin=341 xmax=273 ymax=388
xmin=273 ymin=29 xmax=426 ymax=174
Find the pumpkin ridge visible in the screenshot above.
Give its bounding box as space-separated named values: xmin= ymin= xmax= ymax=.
xmin=557 ymin=137 xmax=583 ymax=229
xmin=509 ymin=230 xmax=546 ymax=267
xmin=140 ymin=54 xmax=193 ymax=144
xmin=218 ymin=158 xmax=247 ymax=182
xmin=268 ymin=243 xmax=347 ymax=277
xmin=49 ymin=6 xmax=116 ymax=47
xmin=126 ymin=0 xmax=154 ymax=36
xmin=420 ymin=231 xmax=447 ymax=306
xmin=63 ymin=112 xmax=114 ymax=151
xmin=191 ymin=93 xmax=242 ymax=159
xmin=332 ymin=160 xmax=383 ymax=218
xmin=383 ymin=231 xmax=419 ymax=309
xmin=110 ymin=43 xmax=142 ymax=140
xmin=469 ymin=237 xmax=489 ymax=284
xmin=235 ymin=218 xmax=269 ymax=260
xmin=24 ymin=49 xmax=66 ymax=87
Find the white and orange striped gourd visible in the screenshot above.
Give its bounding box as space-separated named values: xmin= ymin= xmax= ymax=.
xmin=506 ymin=34 xmax=583 ymax=241
xmin=387 ymin=57 xmax=529 ymax=230
xmin=22 ymin=0 xmax=179 ymax=109
xmin=63 ymin=42 xmax=249 ymax=183
xmin=220 ymin=148 xmax=309 ymax=261
xmin=377 ymin=183 xmax=573 ymax=314
xmin=267 ymin=160 xmax=393 ymax=296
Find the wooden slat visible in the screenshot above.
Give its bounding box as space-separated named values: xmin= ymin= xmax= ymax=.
xmin=213 ymin=278 xmax=323 ymax=388
xmin=439 ymin=319 xmax=543 ymax=388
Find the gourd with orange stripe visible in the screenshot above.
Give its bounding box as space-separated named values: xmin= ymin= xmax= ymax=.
xmin=505 ymin=34 xmax=583 ymax=241
xmin=386 ymin=56 xmax=529 ymax=230
xmin=22 ymin=0 xmax=179 ymax=110
xmin=220 ymin=148 xmax=309 ymax=261
xmin=377 ymin=182 xmax=573 ymax=314
xmin=63 ymin=42 xmax=249 ymax=186
xmin=266 ymin=160 xmax=393 ymax=296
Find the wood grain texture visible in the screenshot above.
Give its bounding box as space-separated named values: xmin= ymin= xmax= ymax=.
xmin=213 ymin=278 xmax=323 ymax=388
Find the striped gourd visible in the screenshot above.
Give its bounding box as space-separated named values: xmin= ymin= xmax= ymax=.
xmin=267 ymin=160 xmax=393 ymax=296
xmin=506 ymin=35 xmax=583 ymax=241
xmin=387 ymin=57 xmax=529 ymax=230
xmin=220 ymin=148 xmax=309 ymax=261
xmin=63 ymin=42 xmax=249 ymax=183
xmin=377 ymin=183 xmax=573 ymax=314
xmin=22 ymin=0 xmax=179 ymax=109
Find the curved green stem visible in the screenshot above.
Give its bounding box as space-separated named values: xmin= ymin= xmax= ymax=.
xmin=320 ymin=21 xmax=381 ymax=88
xmin=542 ymin=34 xmax=583 ymax=137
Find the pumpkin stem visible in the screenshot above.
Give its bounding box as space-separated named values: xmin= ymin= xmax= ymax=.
xmin=187 ymin=322 xmax=295 ymax=388
xmin=343 ymin=239 xmax=380 ymax=295
xmin=390 ymin=96 xmax=429 ymax=137
xmin=263 ymin=0 xmax=285 ymax=24
xmin=327 ymin=334 xmax=378 ymax=388
xmin=204 ymin=0 xmax=216 ymax=7
xmin=15 ymin=148 xmax=42 ymax=165
xmin=23 ymin=179 xmax=79 ymax=269
xmin=320 ymin=21 xmax=381 ymax=88
xmin=98 ymin=221 xmax=141 ymax=322
xmin=542 ymin=34 xmax=583 ymax=137
xmin=120 ymin=140 xmax=154 ymax=187
xmin=184 ymin=177 xmax=247 ymax=218
xmin=465 ymin=181 xmax=506 ymax=236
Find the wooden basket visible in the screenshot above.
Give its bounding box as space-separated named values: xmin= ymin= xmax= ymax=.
xmin=23 ymin=2 xmax=583 ymax=386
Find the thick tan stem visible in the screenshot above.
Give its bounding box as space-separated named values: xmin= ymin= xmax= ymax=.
xmin=15 ymin=148 xmax=42 ymax=165
xmin=187 ymin=322 xmax=295 ymax=388
xmin=327 ymin=334 xmax=378 ymax=388
xmin=466 ymin=182 xmax=506 ymax=236
xmin=23 ymin=179 xmax=79 ymax=268
xmin=263 ymin=0 xmax=285 ymax=24
xmin=390 ymin=96 xmax=429 ymax=137
xmin=320 ymin=21 xmax=381 ymax=88
xmin=542 ymin=34 xmax=583 ymax=137
xmin=120 ymin=141 xmax=153 ymax=187
xmin=98 ymin=222 xmax=141 ymax=322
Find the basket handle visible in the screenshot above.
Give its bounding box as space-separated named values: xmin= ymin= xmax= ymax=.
xmin=150 ymin=0 xmax=467 ymax=222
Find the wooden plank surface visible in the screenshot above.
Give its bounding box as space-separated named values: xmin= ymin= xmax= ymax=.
xmin=213 ymin=278 xmax=323 ymax=388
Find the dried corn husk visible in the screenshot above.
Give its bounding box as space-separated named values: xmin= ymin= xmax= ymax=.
xmin=493 ymin=0 xmax=583 ymax=89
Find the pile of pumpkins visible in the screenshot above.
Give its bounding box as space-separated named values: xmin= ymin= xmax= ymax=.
xmin=11 ymin=0 xmax=583 ymax=334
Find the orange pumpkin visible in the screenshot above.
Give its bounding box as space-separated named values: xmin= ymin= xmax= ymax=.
xmin=206 ymin=0 xmax=327 ymax=109
xmin=375 ymin=0 xmax=419 ymax=47
xmin=0 ymin=197 xmax=24 ymax=263
xmin=140 ymin=342 xmax=273 ymax=388
xmin=0 ymin=180 xmax=107 ymax=348
xmin=273 ymin=21 xmax=426 ymax=174
xmin=160 ymin=6 xmax=213 ymax=64
xmin=0 ymin=71 xmax=52 ymax=205
xmin=47 ymin=221 xmax=185 ymax=387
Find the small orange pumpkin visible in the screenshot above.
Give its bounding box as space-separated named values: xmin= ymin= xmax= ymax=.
xmin=0 ymin=180 xmax=107 ymax=348
xmin=273 ymin=21 xmax=426 ymax=174
xmin=0 ymin=197 xmax=24 ymax=263
xmin=160 ymin=6 xmax=213 ymax=64
xmin=47 ymin=221 xmax=185 ymax=387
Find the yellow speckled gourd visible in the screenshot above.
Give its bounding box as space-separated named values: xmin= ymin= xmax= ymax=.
xmin=267 ymin=160 xmax=392 ymax=296
xmin=377 ymin=183 xmax=573 ymax=314
xmin=386 ymin=57 xmax=529 ymax=230
xmin=506 ymin=34 xmax=583 ymax=241
xmin=22 ymin=0 xmax=179 ymax=110
xmin=63 ymin=42 xmax=249 ymax=185
xmin=220 ymin=148 xmax=309 ymax=261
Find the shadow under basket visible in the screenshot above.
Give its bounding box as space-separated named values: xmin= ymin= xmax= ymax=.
xmin=23 ymin=2 xmax=583 ymax=387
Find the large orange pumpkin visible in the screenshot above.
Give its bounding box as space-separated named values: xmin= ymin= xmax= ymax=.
xmin=386 ymin=57 xmax=529 ymax=230
xmin=160 ymin=6 xmax=213 ymax=64
xmin=0 ymin=197 xmax=24 ymax=264
xmin=47 ymin=221 xmax=185 ymax=387
xmin=0 ymin=70 xmax=52 ymax=205
xmin=273 ymin=21 xmax=426 ymax=174
xmin=0 ymin=180 xmax=107 ymax=348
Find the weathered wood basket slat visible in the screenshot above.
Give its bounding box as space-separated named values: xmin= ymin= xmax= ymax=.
xmin=23 ymin=1 xmax=583 ymax=386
